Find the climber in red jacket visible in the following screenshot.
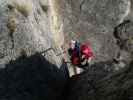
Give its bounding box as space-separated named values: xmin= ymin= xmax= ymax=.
xmin=68 ymin=40 xmax=94 ymax=67
xmin=80 ymin=43 xmax=94 ymax=66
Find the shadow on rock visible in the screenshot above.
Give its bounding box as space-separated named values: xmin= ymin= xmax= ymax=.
xmin=0 ymin=53 xmax=69 ymax=100
xmin=65 ymin=60 xmax=133 ymax=100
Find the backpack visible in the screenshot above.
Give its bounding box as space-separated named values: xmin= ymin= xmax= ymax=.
xmin=80 ymin=44 xmax=94 ymax=59
xmin=71 ymin=48 xmax=81 ymax=65
xmin=71 ymin=41 xmax=81 ymax=65
xmin=75 ymin=41 xmax=81 ymax=56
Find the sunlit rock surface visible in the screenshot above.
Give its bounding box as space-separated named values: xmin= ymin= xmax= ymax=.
xmin=0 ymin=0 xmax=64 ymax=68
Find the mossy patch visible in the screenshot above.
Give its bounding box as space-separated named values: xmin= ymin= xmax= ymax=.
xmin=7 ymin=16 xmax=17 ymax=33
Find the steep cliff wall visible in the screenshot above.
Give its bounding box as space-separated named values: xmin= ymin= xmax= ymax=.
xmin=59 ymin=0 xmax=132 ymax=64
xmin=1 ymin=0 xmax=132 ymax=72
xmin=0 ymin=0 xmax=133 ymax=100
xmin=61 ymin=0 xmax=133 ymax=100
xmin=0 ymin=1 xmax=69 ymax=99
xmin=0 ymin=0 xmax=64 ymax=68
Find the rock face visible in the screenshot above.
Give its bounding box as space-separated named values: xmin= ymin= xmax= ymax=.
xmin=0 ymin=0 xmax=133 ymax=100
xmin=114 ymin=20 xmax=133 ymax=65
xmin=59 ymin=0 xmax=133 ymax=100
xmin=0 ymin=1 xmax=69 ymax=100
xmin=0 ymin=0 xmax=64 ymax=68
xmin=0 ymin=0 xmax=132 ymax=72
xmin=66 ymin=61 xmax=133 ymax=100
xmin=58 ymin=0 xmax=132 ymax=63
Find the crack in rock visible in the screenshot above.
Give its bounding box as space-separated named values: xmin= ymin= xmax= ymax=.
xmin=79 ymin=0 xmax=86 ymax=12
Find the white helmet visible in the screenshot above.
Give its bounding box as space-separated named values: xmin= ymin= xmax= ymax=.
xmin=71 ymin=40 xmax=76 ymax=44
xmin=70 ymin=40 xmax=76 ymax=49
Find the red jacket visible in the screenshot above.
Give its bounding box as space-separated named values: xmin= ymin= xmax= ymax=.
xmin=71 ymin=48 xmax=80 ymax=65
xmin=80 ymin=44 xmax=94 ymax=59
xmin=71 ymin=44 xmax=94 ymax=65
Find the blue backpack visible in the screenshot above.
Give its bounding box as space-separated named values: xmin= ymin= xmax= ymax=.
xmin=75 ymin=41 xmax=81 ymax=56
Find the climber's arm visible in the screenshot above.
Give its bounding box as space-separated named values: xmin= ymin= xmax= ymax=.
xmin=87 ymin=57 xmax=92 ymax=64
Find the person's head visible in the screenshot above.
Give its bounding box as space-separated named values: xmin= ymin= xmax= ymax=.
xmin=70 ymin=40 xmax=76 ymax=49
